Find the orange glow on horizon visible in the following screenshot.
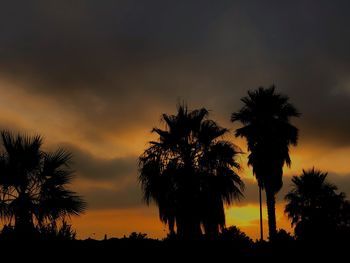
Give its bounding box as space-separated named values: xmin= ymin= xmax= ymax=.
xmin=71 ymin=207 xmax=166 ymax=240
xmin=71 ymin=203 xmax=294 ymax=241
xmin=226 ymin=203 xmax=293 ymax=240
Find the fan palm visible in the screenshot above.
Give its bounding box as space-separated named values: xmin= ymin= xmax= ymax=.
xmin=0 ymin=131 xmax=86 ymax=237
xmin=139 ymin=105 xmax=244 ymax=239
xmin=285 ymin=168 xmax=349 ymax=240
xmin=231 ymin=86 xmax=300 ymax=240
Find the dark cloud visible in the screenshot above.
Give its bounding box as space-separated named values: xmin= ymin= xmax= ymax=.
xmin=82 ymin=183 xmax=143 ymax=209
xmin=240 ymin=171 xmax=350 ymax=207
xmin=233 ymin=178 xmax=258 ymax=206
xmin=1 ymin=1 xmax=350 ymax=147
xmin=321 ymin=172 xmax=350 ymax=197
xmin=280 ymin=171 xmax=350 ymax=203
xmin=55 ymin=143 xmax=143 ymax=209
xmin=238 ymin=177 xmax=297 ymax=206
xmin=1 ymin=1 xmax=350 ymax=215
xmin=80 ymin=171 xmax=350 ymax=210
xmin=60 ymin=143 xmax=137 ymax=181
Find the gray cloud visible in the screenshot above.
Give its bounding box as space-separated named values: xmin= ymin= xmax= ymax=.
xmin=60 ymin=143 xmax=137 ymax=181
xmin=1 ymin=1 xmax=350 ymax=214
xmin=82 ymin=183 xmax=143 ymax=210
xmin=238 ymin=177 xmax=296 ymax=207
xmin=320 ymin=172 xmax=350 ymax=197
xmin=281 ymin=171 xmax=350 ymax=203
xmin=239 ymin=170 xmax=350 ymax=207
xmin=80 ymin=170 xmax=350 ymax=210
xmin=1 ymin=1 xmax=350 ymax=148
xmin=54 ymin=143 xmax=144 ymax=209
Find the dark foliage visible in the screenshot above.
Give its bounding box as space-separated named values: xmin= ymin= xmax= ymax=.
xmin=139 ymin=104 xmax=244 ymax=239
xmin=285 ymin=168 xmax=350 ymax=241
xmin=0 ymin=131 xmax=86 ymax=239
xmin=232 ymin=86 xmax=300 ymax=240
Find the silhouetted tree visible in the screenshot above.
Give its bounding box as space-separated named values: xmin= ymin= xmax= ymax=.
xmin=220 ymin=226 xmax=253 ymax=245
xmin=231 ymin=86 xmax=300 ymax=240
xmin=139 ymin=104 xmax=244 ymax=239
xmin=127 ymin=232 xmax=148 ymax=240
xmin=274 ymin=229 xmax=295 ymax=244
xmin=285 ymin=168 xmax=350 ymax=241
xmin=0 ymin=131 xmax=86 ymax=238
xmin=37 ymin=219 xmax=77 ymax=240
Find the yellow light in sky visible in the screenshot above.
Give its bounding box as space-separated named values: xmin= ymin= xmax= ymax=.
xmin=70 ymin=203 xmax=294 ymax=241
xmin=226 ymin=203 xmax=293 ymax=240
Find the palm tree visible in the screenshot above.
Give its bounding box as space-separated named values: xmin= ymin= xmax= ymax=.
xmin=231 ymin=86 xmax=300 ymax=240
xmin=0 ymin=131 xmax=86 ymax=238
xmin=139 ymin=104 xmax=244 ymax=239
xmin=285 ymin=168 xmax=349 ymax=240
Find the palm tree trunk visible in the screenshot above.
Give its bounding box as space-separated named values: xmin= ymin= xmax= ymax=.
xmin=266 ymin=189 xmax=277 ymax=241
xmin=177 ymin=215 xmax=202 ymax=239
xmin=15 ymin=190 xmax=34 ymax=238
xmin=259 ymin=186 xmax=264 ymax=241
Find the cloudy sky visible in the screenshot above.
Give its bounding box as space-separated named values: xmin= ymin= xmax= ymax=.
xmin=1 ymin=0 xmax=350 ymax=239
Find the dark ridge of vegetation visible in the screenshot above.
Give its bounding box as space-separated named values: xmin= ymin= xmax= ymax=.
xmin=0 ymin=233 xmax=347 ymax=261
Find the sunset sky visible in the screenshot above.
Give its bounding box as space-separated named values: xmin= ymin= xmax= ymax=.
xmin=0 ymin=1 xmax=350 ymax=240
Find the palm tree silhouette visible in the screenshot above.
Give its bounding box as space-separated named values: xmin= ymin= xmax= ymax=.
xmin=139 ymin=104 xmax=244 ymax=239
xmin=285 ymin=168 xmax=350 ymax=241
xmin=0 ymin=131 xmax=86 ymax=238
xmin=231 ymin=86 xmax=300 ymax=240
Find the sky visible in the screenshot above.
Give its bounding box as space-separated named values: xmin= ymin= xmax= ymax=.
xmin=0 ymin=0 xmax=350 ymax=240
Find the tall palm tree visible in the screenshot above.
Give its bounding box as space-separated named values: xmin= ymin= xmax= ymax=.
xmin=231 ymin=86 xmax=300 ymax=240
xmin=0 ymin=131 xmax=86 ymax=237
xmin=285 ymin=168 xmax=349 ymax=240
xmin=139 ymin=105 xmax=244 ymax=239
